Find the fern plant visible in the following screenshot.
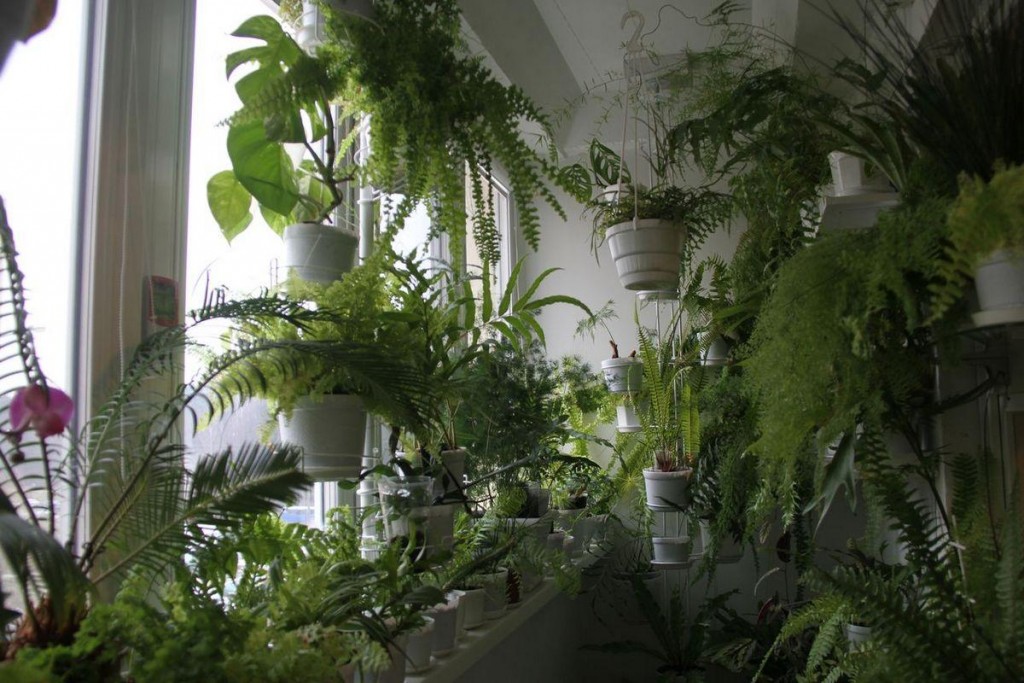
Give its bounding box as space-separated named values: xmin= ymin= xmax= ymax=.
xmin=0 ymin=196 xmax=326 ymax=660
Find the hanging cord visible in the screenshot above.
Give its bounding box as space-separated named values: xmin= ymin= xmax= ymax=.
xmin=617 ymin=11 xmax=647 ymax=231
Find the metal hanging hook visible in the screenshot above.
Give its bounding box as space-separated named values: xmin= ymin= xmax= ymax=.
xmin=621 ymin=10 xmax=645 ymax=55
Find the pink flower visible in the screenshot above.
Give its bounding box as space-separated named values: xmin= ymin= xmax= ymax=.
xmin=10 ymin=384 xmax=73 ymax=438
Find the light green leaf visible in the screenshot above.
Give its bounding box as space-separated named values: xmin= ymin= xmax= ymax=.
xmin=227 ymin=121 xmax=299 ymax=216
xmin=227 ymin=16 xmax=302 ymax=76
xmin=259 ymin=204 xmax=290 ymax=237
xmin=207 ymin=170 xmax=254 ymax=243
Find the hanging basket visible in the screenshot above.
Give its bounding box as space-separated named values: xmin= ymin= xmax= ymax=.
xmin=278 ymin=394 xmax=366 ymax=481
xmin=281 ymin=222 xmax=358 ymax=284
xmin=606 ymin=218 xmax=685 ymax=291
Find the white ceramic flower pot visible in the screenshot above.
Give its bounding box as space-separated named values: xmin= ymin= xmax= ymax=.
xmin=281 ymin=222 xmax=358 ymax=283
xmin=297 ymin=0 xmax=376 ymax=52
xmin=846 ymin=623 xmax=872 ymax=652
xmin=698 ymin=521 xmax=744 ymax=564
xmin=652 ymin=535 xmax=692 ymax=564
xmin=434 ymin=447 xmax=467 ymax=498
xmin=606 ymin=218 xmax=684 ymax=291
xmin=601 ymin=357 xmax=643 ymax=393
xmin=828 ymin=151 xmax=892 ymax=196
xmin=428 ymin=593 xmax=461 ymax=657
xmin=974 ymin=249 xmax=1024 ymax=314
xmin=643 ymin=467 xmax=693 ymax=511
xmin=354 ymin=634 xmax=407 ymax=683
xmin=616 ymin=403 xmax=641 ymax=433
xmin=404 ymin=617 xmax=435 ymax=673
xmin=700 ymin=334 xmax=730 ymax=366
xmin=458 ymin=587 xmax=485 ymax=631
xmin=481 ymin=569 xmax=509 ymax=619
xmin=278 ymin=394 xmax=366 ymax=481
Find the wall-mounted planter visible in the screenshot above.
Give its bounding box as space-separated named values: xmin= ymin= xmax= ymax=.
xmin=643 ymin=467 xmax=693 ymax=511
xmin=828 ymin=151 xmax=892 ymax=196
xmin=278 ymin=394 xmax=366 ymax=480
xmin=652 ymin=535 xmax=692 ymax=565
xmin=606 ymin=218 xmax=684 ymax=291
xmin=972 ymin=249 xmax=1024 ymax=326
xmin=601 ymin=356 xmax=642 ymax=393
xmin=281 ymin=222 xmax=358 ymax=284
xmin=297 ymin=0 xmax=376 ymax=51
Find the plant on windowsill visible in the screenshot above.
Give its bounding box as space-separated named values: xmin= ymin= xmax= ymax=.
xmin=208 ymin=15 xmax=360 ymax=284
xmin=313 ymin=0 xmax=573 ymax=264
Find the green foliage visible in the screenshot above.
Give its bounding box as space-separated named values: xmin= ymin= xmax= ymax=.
xmin=745 ymin=195 xmax=947 ymax=524
xmin=932 ymin=164 xmax=1024 ymax=321
xmin=832 ymin=0 xmax=1024 ymax=189
xmin=314 ymin=0 xmax=571 ymax=263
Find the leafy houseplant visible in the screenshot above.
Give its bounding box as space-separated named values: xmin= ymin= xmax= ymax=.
xmin=208 ymin=16 xmax=359 ymax=281
xmin=932 ymin=164 xmax=1024 ymax=322
xmin=0 ymin=197 xmax=313 ymax=662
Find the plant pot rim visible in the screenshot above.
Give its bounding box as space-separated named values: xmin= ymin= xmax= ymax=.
xmin=652 ymin=535 xmax=691 ymax=545
xmin=601 ymin=356 xmax=641 ymax=367
xmin=643 ymin=467 xmax=694 ymax=479
xmin=606 ymin=217 xmax=682 ymax=235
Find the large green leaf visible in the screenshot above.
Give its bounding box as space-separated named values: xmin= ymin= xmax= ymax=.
xmin=207 ymin=170 xmax=253 ymax=243
xmin=227 ymin=121 xmax=299 ymax=216
xmin=226 ymin=15 xmax=302 ymax=77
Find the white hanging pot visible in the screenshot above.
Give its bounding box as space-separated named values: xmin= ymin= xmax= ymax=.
xmin=643 ymin=467 xmax=693 ymax=511
xmin=616 ymin=403 xmax=641 ymax=433
xmin=606 ymin=218 xmax=684 ymax=291
xmin=846 ymin=623 xmax=872 ymax=652
xmin=281 ymin=222 xmax=358 ymax=284
xmin=827 ymin=151 xmax=892 ymax=196
xmin=601 ymin=357 xmax=642 ymax=393
xmin=298 ymin=0 xmax=376 ymax=52
xmin=973 ymin=249 xmax=1024 ymax=324
xmin=698 ymin=521 xmax=744 ymax=564
xmin=699 ymin=333 xmax=730 ymax=366
xmin=652 ymin=535 xmax=692 ymax=565
xmin=278 ymin=394 xmax=366 ymax=480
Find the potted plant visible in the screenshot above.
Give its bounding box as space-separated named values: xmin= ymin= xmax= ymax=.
xmin=208 ymin=15 xmax=359 ymax=283
xmin=932 ymin=164 xmax=1024 ymax=325
xmin=313 ymin=0 xmax=574 ymax=264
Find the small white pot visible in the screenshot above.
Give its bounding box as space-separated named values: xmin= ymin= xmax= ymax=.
xmin=481 ymin=569 xmax=509 ymax=619
xmin=698 ymin=521 xmax=744 ymax=564
xmin=828 ymin=151 xmax=891 ymax=196
xmin=281 ymin=222 xmax=358 ymax=283
xmin=700 ymin=334 xmax=730 ymax=366
xmin=616 ymin=403 xmax=641 ymax=433
xmin=652 ymin=535 xmax=692 ymax=564
xmin=297 ymin=0 xmax=376 ymax=52
xmin=404 ymin=617 xmax=435 ymax=673
xmin=974 ymin=249 xmax=1024 ymax=312
xmin=607 ymin=218 xmax=685 ymax=291
xmin=643 ymin=467 xmax=693 ymax=511
xmin=428 ymin=595 xmax=460 ymax=657
xmin=354 ymin=634 xmax=407 ymax=683
xmin=278 ymin=394 xmax=366 ymax=481
xmin=846 ymin=623 xmax=872 ymax=652
xmin=458 ymin=587 xmax=485 ymax=631
xmin=601 ymin=357 xmax=643 ymax=393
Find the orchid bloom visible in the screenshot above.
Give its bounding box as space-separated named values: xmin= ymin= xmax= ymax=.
xmin=10 ymin=384 xmax=74 ymax=438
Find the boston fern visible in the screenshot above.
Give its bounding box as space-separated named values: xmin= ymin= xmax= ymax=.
xmin=313 ymin=0 xmax=570 ymax=263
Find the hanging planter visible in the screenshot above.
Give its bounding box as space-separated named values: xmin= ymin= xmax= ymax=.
xmin=643 ymin=467 xmax=693 ymax=511
xmin=278 ymin=394 xmax=366 ymax=480
xmin=827 ymin=151 xmax=892 ymax=196
xmin=606 ymin=218 xmax=685 ymax=291
xmin=601 ymin=356 xmax=643 ymax=393
xmin=652 ymin=535 xmax=692 ymax=565
xmin=846 ymin=623 xmax=872 ymax=652
xmin=616 ymin=402 xmax=642 ymax=433
xmin=973 ymin=249 xmax=1024 ymax=323
xmin=297 ymin=0 xmax=376 ymax=51
xmin=281 ymin=222 xmax=358 ymax=284
xmin=698 ymin=521 xmax=744 ymax=564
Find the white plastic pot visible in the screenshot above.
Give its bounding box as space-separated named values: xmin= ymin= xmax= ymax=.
xmin=601 ymin=357 xmax=642 ymax=393
xmin=606 ymin=218 xmax=685 ymax=291
xmin=428 ymin=593 xmax=461 ymax=657
xmin=278 ymin=394 xmax=366 ymax=480
xmin=481 ymin=569 xmax=509 ymax=619
xmin=616 ymin=403 xmax=641 ymax=433
xmin=699 ymin=521 xmax=744 ymax=564
xmin=643 ymin=467 xmax=693 ymax=511
xmin=700 ymin=334 xmax=730 ymax=366
xmin=297 ymin=0 xmax=376 ymax=51
xmin=652 ymin=536 xmax=692 ymax=564
xmin=404 ymin=617 xmax=435 ymax=673
xmin=974 ymin=249 xmax=1024 ymax=315
xmin=354 ymin=634 xmax=407 ymax=683
xmin=281 ymin=222 xmax=358 ymax=283
xmin=458 ymin=587 xmax=485 ymax=631
xmin=846 ymin=623 xmax=872 ymax=652
xmin=378 ymin=476 xmax=433 ymax=543
xmin=828 ymin=151 xmax=892 ymax=196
